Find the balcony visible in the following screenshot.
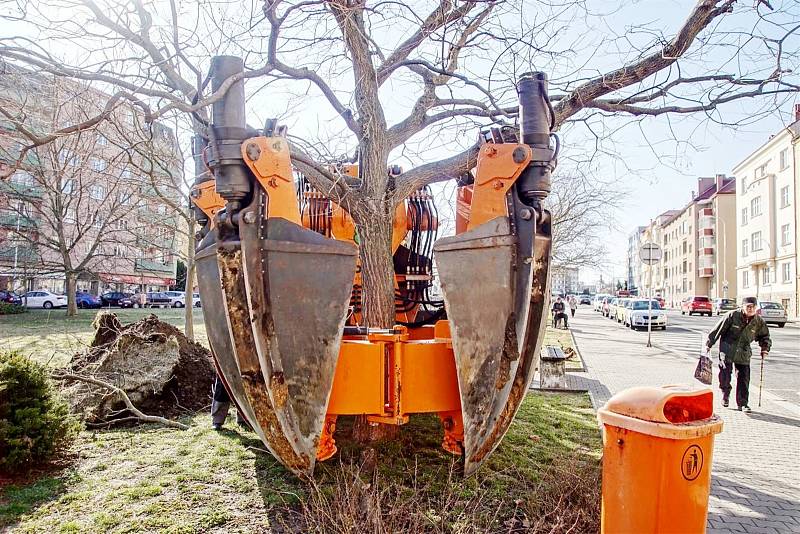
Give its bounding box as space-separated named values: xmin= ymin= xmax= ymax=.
xmin=0 ymin=180 xmax=43 ymax=199
xmin=700 ymin=228 xmax=714 ymax=237
xmin=0 ymin=212 xmax=37 ymax=229
xmin=134 ymin=258 xmax=175 ymax=274
xmin=699 ymin=207 xmax=714 ymax=217
xmin=699 ymin=247 xmax=714 ymax=256
xmin=698 ymin=267 xmax=714 ymax=278
xmin=0 ymin=246 xmax=38 ymax=263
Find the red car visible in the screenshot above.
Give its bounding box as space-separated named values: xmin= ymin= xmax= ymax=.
xmin=681 ymin=296 xmax=712 ymax=317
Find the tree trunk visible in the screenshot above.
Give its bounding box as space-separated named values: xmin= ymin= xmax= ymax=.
xmin=183 ymin=211 xmax=196 ymax=341
xmin=351 ymin=198 xmax=400 ymax=442
xmin=352 ymin=201 xmax=396 ymax=329
xmin=65 ymin=272 xmax=78 ymax=316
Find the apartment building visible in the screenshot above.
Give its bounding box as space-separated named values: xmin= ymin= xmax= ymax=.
xmin=626 ymin=226 xmax=647 ymax=293
xmin=637 ymin=210 xmax=681 ymax=296
xmin=552 ymin=265 xmax=579 ymax=295
xmin=0 ymin=66 xmax=183 ymax=294
xmin=656 ymin=176 xmax=737 ymax=308
xmin=734 ymin=112 xmax=799 ymax=318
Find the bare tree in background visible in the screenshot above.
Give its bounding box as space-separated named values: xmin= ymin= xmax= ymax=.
xmin=1 ymin=0 xmax=798 ymax=327
xmin=0 ymin=71 xmax=183 ymax=316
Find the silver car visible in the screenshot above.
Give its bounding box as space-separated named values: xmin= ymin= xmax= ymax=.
xmin=758 ymin=301 xmax=787 ymax=328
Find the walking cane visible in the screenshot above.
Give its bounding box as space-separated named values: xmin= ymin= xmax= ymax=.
xmin=758 ymin=354 xmax=765 ymax=408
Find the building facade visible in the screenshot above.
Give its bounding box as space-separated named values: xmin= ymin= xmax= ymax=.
xmin=638 ymin=177 xmax=736 ymax=308
xmin=637 ymin=210 xmax=681 ymax=297
xmin=552 ymin=265 xmax=579 ymax=295
xmin=0 ymin=67 xmax=183 ymax=295
xmin=626 ymin=226 xmax=647 ymax=293
xmin=734 ymin=115 xmax=799 ymax=318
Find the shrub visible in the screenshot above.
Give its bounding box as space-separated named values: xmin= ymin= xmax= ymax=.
xmin=0 ymin=302 xmax=25 ymax=315
xmin=0 ymin=351 xmax=80 ymax=473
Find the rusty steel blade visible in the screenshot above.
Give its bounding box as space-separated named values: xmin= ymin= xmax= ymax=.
xmin=195 ymin=233 xmax=261 ymax=438
xmin=216 ymin=237 xmax=314 ymax=475
xmin=434 ymin=213 xmax=549 ymax=475
xmin=238 ymin=194 xmax=357 ymax=473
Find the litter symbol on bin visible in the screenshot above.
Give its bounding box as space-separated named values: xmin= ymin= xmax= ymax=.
xmin=681 ymin=445 xmax=704 ymax=481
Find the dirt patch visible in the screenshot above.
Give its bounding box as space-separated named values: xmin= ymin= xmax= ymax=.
xmin=62 ymin=312 xmax=214 ymax=423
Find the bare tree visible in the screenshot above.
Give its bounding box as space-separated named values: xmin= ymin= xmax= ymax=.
xmin=1 ymin=0 xmax=798 ymax=327
xmin=0 ymin=70 xmax=182 ymax=315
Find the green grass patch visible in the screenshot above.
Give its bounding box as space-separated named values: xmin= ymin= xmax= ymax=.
xmin=0 ymin=308 xmax=208 ymax=367
xmin=543 ymin=326 xmax=584 ymax=371
xmin=2 ymin=391 xmax=601 ymax=533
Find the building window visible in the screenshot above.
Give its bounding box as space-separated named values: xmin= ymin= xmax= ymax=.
xmin=741 ymin=207 xmax=748 ymax=225
xmin=780 ymin=148 xmax=789 ymax=170
xmin=782 ymin=224 xmax=791 ymax=246
xmin=682 ymin=241 xmax=687 ymax=254
xmin=90 ymin=158 xmax=107 ymax=172
xmin=750 ymin=197 xmax=761 ymax=217
xmin=742 ymin=239 xmax=749 ymax=257
xmin=741 ymin=176 xmax=748 ymax=192
xmin=61 ymin=179 xmax=76 ymax=195
xmin=89 ymin=185 xmax=105 ymax=201
xmin=780 ymin=186 xmax=790 ymax=208
xmin=10 ymin=171 xmax=35 ymax=186
xmin=65 ymin=207 xmax=77 ymax=224
xmin=743 ymin=270 xmax=749 ymax=288
xmin=97 ymin=134 xmax=109 ymax=147
xmin=755 ymin=164 xmax=767 ymax=178
xmin=763 ymin=267 xmax=772 ymax=285
xmin=121 ymin=169 xmax=132 ymax=180
xmin=782 ymin=262 xmax=791 ymax=283
xmin=751 ymin=231 xmax=762 ymax=251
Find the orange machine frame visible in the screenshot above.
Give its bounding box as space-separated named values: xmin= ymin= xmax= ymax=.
xmin=205 ymin=135 xmax=529 ymax=461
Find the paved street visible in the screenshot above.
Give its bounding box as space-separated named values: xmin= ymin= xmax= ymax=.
xmin=556 ymin=307 xmax=800 ymax=534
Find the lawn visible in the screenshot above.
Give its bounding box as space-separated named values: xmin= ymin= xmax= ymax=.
xmin=0 ymin=308 xmax=207 ymax=367
xmin=1 ymin=392 xmax=601 ymax=533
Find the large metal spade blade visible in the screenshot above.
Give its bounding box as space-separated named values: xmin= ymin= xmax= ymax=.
xmin=238 ymin=194 xmax=358 ymax=475
xmin=434 ymin=216 xmax=537 ymax=475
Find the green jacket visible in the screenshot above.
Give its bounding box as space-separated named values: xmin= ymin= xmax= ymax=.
xmin=707 ymin=309 xmax=772 ymax=365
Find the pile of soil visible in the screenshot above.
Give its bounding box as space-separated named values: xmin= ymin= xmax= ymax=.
xmin=62 ymin=312 xmax=214 ymax=423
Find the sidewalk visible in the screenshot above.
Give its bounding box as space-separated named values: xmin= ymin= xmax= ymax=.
xmin=556 ymin=312 xmax=800 ymax=533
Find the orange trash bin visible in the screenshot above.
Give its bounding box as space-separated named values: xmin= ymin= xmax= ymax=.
xmin=598 ymin=385 xmax=723 ymax=534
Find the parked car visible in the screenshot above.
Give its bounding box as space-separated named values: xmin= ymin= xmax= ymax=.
xmin=23 ymin=290 xmax=67 ymax=309
xmin=712 ymin=298 xmax=738 ymax=315
xmin=119 ymin=292 xmax=172 ymax=308
xmin=100 ymin=291 xmax=132 ymax=307
xmin=579 ymin=294 xmax=592 ymax=305
xmin=0 ymin=290 xmax=22 ymax=305
xmin=163 ymin=291 xmax=187 ymax=308
xmin=192 ymin=293 xmax=202 ymax=308
xmin=758 ymin=301 xmax=787 ymax=328
xmin=76 ymin=291 xmax=102 ymax=309
xmin=680 ymin=296 xmax=713 ymax=317
xmin=615 ymin=299 xmax=632 ymax=323
xmin=605 ymin=298 xmax=619 ymax=318
xmin=626 ymin=299 xmax=667 ymax=330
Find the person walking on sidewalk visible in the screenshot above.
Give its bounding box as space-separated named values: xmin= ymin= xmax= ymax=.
xmin=706 ymin=296 xmax=771 ymax=413
xmin=568 ymin=295 xmax=578 ymax=318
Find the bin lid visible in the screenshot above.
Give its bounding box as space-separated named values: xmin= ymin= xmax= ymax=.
xmin=603 ymin=384 xmax=713 ymax=424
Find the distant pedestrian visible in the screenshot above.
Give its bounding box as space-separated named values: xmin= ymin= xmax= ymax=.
xmin=552 ymin=297 xmax=569 ymax=329
xmin=568 ymin=295 xmax=578 ymax=318
xmin=706 ymin=296 xmax=771 ymax=413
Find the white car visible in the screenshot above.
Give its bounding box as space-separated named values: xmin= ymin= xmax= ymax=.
xmin=625 ymin=299 xmax=667 ymax=330
xmin=163 ymin=291 xmax=202 ymax=308
xmin=23 ymin=290 xmax=68 ymax=309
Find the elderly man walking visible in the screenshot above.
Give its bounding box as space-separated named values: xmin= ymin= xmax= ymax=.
xmin=706 ymin=296 xmax=771 ymax=413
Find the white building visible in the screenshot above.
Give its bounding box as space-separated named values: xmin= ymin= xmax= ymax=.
xmin=552 ymin=265 xmax=579 ymax=295
xmin=734 ymin=112 xmax=799 ymax=318
xmin=627 ymin=226 xmax=647 ymax=293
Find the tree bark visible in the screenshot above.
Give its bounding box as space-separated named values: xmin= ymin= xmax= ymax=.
xmin=352 ymin=199 xmax=396 ymax=329
xmin=65 ymin=271 xmax=78 ymax=316
xmin=183 ymin=210 xmax=196 ymax=341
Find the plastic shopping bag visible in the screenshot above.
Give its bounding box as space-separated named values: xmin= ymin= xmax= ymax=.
xmin=694 ymin=350 xmax=713 ymax=385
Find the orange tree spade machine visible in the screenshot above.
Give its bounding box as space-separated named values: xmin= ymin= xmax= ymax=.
xmin=192 ymin=56 xmax=558 ymax=477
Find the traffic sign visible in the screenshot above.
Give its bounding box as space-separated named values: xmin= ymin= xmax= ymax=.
xmin=639 ymin=242 xmax=662 ymax=265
